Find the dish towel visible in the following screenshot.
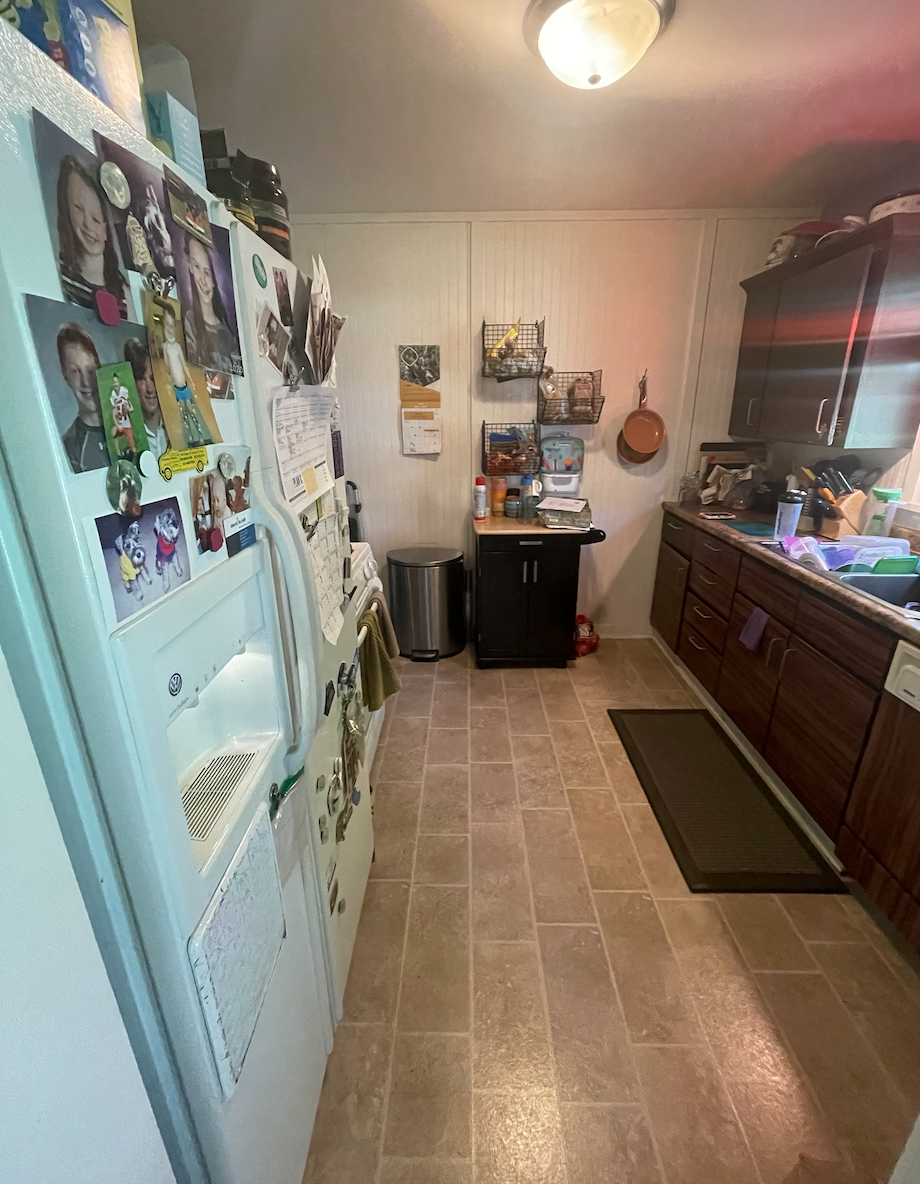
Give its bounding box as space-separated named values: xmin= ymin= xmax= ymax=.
xmin=369 ymin=590 xmax=400 ymax=658
xmin=360 ymin=597 xmax=402 ymax=712
xmin=739 ymin=606 xmax=770 ymax=651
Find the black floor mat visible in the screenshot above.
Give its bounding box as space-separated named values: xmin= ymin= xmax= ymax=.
xmin=608 ymin=709 xmax=844 ymax=894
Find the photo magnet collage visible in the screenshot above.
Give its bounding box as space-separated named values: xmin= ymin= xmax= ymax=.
xmin=28 ymin=110 xmax=253 ymax=626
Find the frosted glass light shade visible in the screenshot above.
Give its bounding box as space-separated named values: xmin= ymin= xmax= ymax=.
xmin=536 ymin=0 xmax=662 ymax=89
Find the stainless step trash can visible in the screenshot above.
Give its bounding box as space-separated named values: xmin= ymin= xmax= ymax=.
xmin=387 ymin=546 xmax=465 ymax=661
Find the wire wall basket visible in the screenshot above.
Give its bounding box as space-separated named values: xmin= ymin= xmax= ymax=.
xmin=481 ymin=421 xmax=541 ymax=476
xmin=538 ymin=370 xmax=604 ymax=425
xmin=481 ymin=320 xmax=547 ymax=382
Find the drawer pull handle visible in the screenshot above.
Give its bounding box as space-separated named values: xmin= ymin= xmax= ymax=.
xmin=814 ymin=398 xmax=829 ymax=436
xmin=667 ymin=522 xmax=684 ymax=532
xmin=746 ymin=397 xmax=758 ymax=426
xmin=522 ymin=562 xmax=528 ymax=584
xmin=703 ymin=542 xmax=722 ymax=552
xmin=519 ymin=541 xmax=543 ymax=547
xmin=777 ymin=646 xmax=797 ymax=681
xmin=764 ymin=636 xmax=782 ymax=669
xmin=688 ymin=636 xmax=706 ymax=652
xmin=692 ymin=605 xmax=712 ymax=621
xmin=533 ymin=560 xmax=538 ymax=584
xmin=698 ymin=573 xmax=717 ymax=586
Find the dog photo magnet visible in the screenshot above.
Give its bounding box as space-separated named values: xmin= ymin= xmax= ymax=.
xmin=93 ymin=494 xmax=190 ymax=624
xmin=105 ymin=458 xmax=143 ymax=516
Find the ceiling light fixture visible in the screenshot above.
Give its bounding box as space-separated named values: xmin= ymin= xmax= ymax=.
xmin=523 ymin=0 xmax=674 ymax=90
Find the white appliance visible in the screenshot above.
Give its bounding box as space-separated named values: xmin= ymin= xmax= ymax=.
xmin=0 ymin=24 xmax=334 ymax=1184
xmin=886 ymin=641 xmax=920 ymax=706
xmin=230 ymin=224 xmax=374 ymax=1013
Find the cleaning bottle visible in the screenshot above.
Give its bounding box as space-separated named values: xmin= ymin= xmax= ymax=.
xmin=474 ymin=476 xmax=487 ymax=521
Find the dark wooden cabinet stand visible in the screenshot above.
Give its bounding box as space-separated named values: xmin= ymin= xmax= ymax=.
xmin=474 ymin=523 xmax=605 ymax=667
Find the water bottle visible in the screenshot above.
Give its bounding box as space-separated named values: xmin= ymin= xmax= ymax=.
xmin=520 ymin=473 xmax=538 ymax=522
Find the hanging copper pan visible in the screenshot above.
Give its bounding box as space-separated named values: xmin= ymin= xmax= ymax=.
xmin=616 ymin=430 xmax=657 ymax=465
xmin=622 ymin=371 xmax=665 ymax=456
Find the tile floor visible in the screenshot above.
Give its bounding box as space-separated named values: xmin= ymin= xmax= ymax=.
xmin=304 ymin=639 xmax=920 ymax=1184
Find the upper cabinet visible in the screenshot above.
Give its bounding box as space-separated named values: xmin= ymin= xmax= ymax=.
xmin=728 ymin=215 xmax=920 ymax=449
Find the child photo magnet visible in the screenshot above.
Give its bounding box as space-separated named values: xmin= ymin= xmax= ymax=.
xmin=94 ymin=132 xmax=177 ymax=288
xmin=190 ymin=454 xmax=253 ymax=558
xmin=33 ymin=111 xmax=129 ymax=316
xmin=97 ymin=362 xmax=148 ymax=466
xmin=170 ymin=222 xmax=243 ymax=376
xmin=26 ymin=294 xmax=159 ymax=475
xmin=94 ymin=496 xmax=190 ymax=623
xmin=142 ymin=289 xmax=222 ymax=451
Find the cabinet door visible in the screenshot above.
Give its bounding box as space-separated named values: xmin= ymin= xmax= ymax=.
xmin=844 ymin=692 xmax=920 ymax=899
xmin=758 ymin=246 xmax=872 ymax=445
xmin=477 ymin=550 xmax=531 ymax=657
xmin=649 ymin=542 xmax=689 ymax=653
xmin=715 ymin=594 xmax=790 ymax=751
xmin=728 ymin=282 xmax=782 ymax=437
xmin=764 ymin=640 xmax=878 ymax=840
xmin=527 ymin=548 xmax=579 ymax=660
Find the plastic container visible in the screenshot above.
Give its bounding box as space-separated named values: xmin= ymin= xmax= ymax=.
xmin=490 ymin=477 xmax=507 ymax=516
xmin=840 ymin=535 xmax=910 ymax=554
xmin=473 ymin=476 xmax=487 ymax=521
xmin=504 ymin=495 xmax=521 ymax=518
xmin=864 ymin=488 xmax=902 ymax=537
xmin=519 ymin=474 xmax=538 ymax=522
xmin=774 ymin=491 xmax=806 ymax=541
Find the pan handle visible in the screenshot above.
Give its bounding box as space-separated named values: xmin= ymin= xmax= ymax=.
xmin=638 ymin=369 xmax=648 ymax=409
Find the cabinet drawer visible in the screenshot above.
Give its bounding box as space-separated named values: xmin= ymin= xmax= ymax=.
xmin=662 ymin=512 xmax=695 ymax=559
xmin=650 ymin=542 xmax=689 ymax=653
xmin=794 ymin=588 xmax=897 ymax=689
xmin=683 ymin=592 xmax=728 ymax=653
xmin=478 ymin=534 xmax=582 ymax=554
xmin=678 ymin=624 xmax=722 ymax=696
xmin=692 ymin=531 xmax=741 ymax=583
xmin=689 ymin=560 xmax=735 ymax=619
xmin=737 ymin=555 xmax=800 ymax=627
xmin=715 ymin=593 xmax=790 ymax=752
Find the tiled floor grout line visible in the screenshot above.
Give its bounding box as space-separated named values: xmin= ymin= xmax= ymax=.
xmin=371 ymin=727 xmax=423 ymax=1184
xmin=535 ymin=664 xmax=672 ymax=1184
xmin=466 ymin=673 xmax=476 ymax=1184
xmin=512 ymin=676 xmax=573 ymax=1184
xmin=708 ymin=895 xmax=864 ymax=1177
xmin=582 ymin=655 xmax=772 ymax=1184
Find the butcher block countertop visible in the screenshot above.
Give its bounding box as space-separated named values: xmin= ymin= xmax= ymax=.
xmin=662 ymin=502 xmax=920 ymax=646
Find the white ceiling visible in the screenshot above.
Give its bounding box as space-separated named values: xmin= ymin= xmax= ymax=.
xmin=134 ymin=0 xmax=920 ymax=215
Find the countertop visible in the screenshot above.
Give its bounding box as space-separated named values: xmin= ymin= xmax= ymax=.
xmin=663 ymin=502 xmax=920 ymax=646
xmin=474 ymin=516 xmax=582 ymax=536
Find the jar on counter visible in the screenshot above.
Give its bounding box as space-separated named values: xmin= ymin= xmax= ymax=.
xmin=504 ymin=489 xmax=521 ymax=518
xmin=490 ymin=477 xmax=507 ymax=516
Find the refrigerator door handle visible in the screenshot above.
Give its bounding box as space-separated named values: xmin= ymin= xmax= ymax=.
xmin=258 ymin=512 xmax=317 ymax=775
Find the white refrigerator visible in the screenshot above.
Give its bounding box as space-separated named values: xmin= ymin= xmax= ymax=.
xmin=0 ymin=22 xmax=335 ymax=1184
xmin=230 ymin=224 xmax=375 ymax=1013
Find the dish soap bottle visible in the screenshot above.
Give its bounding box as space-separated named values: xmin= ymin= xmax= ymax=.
xmin=473 ymin=476 xmax=487 ymax=521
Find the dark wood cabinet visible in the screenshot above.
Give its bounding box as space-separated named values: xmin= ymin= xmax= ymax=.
xmin=692 ymin=527 xmax=742 ymax=585
xmin=764 ymin=640 xmax=879 ymax=840
xmin=728 ymin=215 xmax=920 ymax=449
xmin=793 ymin=589 xmax=896 ymax=689
xmin=688 ymin=560 xmax=735 ymax=620
xmin=715 ymin=594 xmax=790 ymax=752
xmin=683 ymin=592 xmax=728 ymax=653
xmin=844 ymin=692 xmax=920 ymax=900
xmin=736 ymin=556 xmax=800 ymax=627
xmin=661 ymin=512 xmax=695 ymax=559
xmin=728 ymin=283 xmax=781 ymax=437
xmin=649 ymin=542 xmax=689 ymax=653
xmin=758 ymin=246 xmax=872 ymax=446
xmin=677 ymin=623 xmax=721 ymax=695
xmin=475 ymin=530 xmax=604 ymax=667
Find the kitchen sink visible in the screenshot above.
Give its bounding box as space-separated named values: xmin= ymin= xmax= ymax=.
xmin=832 ymin=573 xmax=920 ymax=616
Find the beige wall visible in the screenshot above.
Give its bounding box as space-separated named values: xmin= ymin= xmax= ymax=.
xmin=292 ymin=210 xmax=808 ymax=636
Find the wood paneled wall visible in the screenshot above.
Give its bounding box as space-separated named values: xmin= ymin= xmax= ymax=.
xmin=292 ymin=211 xmax=804 ymax=636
